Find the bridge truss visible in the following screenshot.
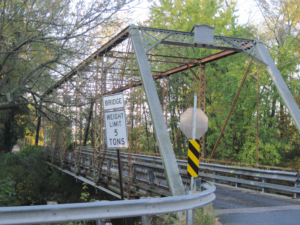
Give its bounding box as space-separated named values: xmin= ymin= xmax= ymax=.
xmin=36 ymin=24 xmax=300 ymax=199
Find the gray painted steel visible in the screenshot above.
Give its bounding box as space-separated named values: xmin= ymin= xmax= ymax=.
xmin=197 ymin=163 xmax=298 ymax=182
xmin=255 ymin=40 xmax=300 ymax=132
xmin=44 ymin=146 xmax=300 ymax=200
xmin=0 ymin=182 xmax=215 ymax=225
xmin=100 ymin=149 xmax=300 ymax=198
xmin=129 ymin=25 xmax=185 ymax=197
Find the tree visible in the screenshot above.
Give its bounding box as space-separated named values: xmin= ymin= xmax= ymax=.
xmin=147 ymin=0 xmax=258 ymax=157
xmin=0 ymin=0 xmax=139 ymax=152
xmin=146 ymin=0 xmax=297 ymax=165
xmin=254 ymin=0 xmax=300 ymax=164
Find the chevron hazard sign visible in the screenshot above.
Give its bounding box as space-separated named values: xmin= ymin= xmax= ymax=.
xmin=187 ymin=139 xmax=200 ymax=177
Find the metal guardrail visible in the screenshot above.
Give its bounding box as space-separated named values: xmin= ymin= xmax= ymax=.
xmin=101 ymin=149 xmax=300 ymax=198
xmin=43 ymin=147 xmax=186 ymax=198
xmin=0 ymin=181 xmax=216 ymax=225
xmin=197 ymin=163 xmax=300 ymax=198
xmin=44 ymin=147 xmax=300 ymax=198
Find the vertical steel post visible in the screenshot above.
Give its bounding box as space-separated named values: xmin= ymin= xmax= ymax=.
xmin=255 ymin=40 xmax=300 ymax=132
xmin=83 ymin=101 xmax=94 ymax=146
xmin=210 ymin=59 xmax=253 ymax=159
xmin=117 ymin=149 xmax=125 ymax=200
xmin=35 ymin=116 xmax=41 ymax=145
xmin=47 ymin=201 xmax=57 ymax=225
xmin=141 ymin=197 xmax=151 ymax=225
xmin=198 ymin=64 xmax=206 ymax=158
xmin=256 ymin=64 xmax=259 ymax=165
xmin=191 ymin=93 xmax=197 ymax=190
xmin=186 ymin=94 xmax=197 ymax=225
xmin=129 ymin=25 xmax=185 ymax=197
xmin=95 ymin=200 xmax=101 ymax=225
xmin=117 ymin=149 xmax=126 ymax=225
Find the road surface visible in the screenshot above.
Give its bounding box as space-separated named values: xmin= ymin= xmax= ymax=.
xmin=11 ymin=145 xmax=20 ymax=153
xmin=214 ymin=184 xmax=300 ymax=225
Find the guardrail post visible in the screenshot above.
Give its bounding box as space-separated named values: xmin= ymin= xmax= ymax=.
xmin=95 ymin=200 xmax=113 ymax=225
xmin=89 ymin=156 xmax=93 ymax=166
xmin=236 ymin=175 xmax=240 ymax=188
xmin=213 ymin=171 xmax=218 ymax=183
xmin=186 ymin=190 xmax=195 ymax=225
xmin=295 ymin=173 xmax=300 ymax=199
xmin=132 ymin=166 xmax=137 ymax=180
xmin=148 ymin=169 xmax=155 ymax=185
xmin=141 ymin=197 xmax=151 ymax=225
xmin=47 ymin=201 xmax=58 ymax=225
xmin=108 ymin=160 xmax=112 ymax=172
xmin=262 ymin=178 xmax=268 ymax=193
xmin=142 ymin=215 xmax=151 ymax=225
xmin=96 ymin=219 xmax=112 ymax=225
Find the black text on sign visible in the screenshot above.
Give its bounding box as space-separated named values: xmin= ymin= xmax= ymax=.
xmin=104 ymin=110 xmax=128 ymax=149
xmin=103 ymin=93 xmax=124 ymax=111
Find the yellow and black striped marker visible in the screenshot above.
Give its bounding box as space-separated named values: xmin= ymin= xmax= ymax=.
xmin=187 ymin=139 xmax=200 ymax=177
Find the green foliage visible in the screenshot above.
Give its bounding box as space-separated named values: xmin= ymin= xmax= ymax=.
xmin=18 ymin=145 xmax=43 ymax=158
xmin=194 ymin=205 xmax=216 ymax=225
xmin=144 ymin=0 xmax=300 ymax=167
xmin=0 ymin=108 xmax=34 ymax=153
xmin=149 ymin=204 xmax=217 ymax=225
xmin=0 ymin=176 xmax=16 ymax=206
xmin=80 ymin=182 xmax=95 ymax=203
xmin=0 ymin=145 xmax=117 ymax=207
xmin=283 ymin=157 xmax=300 ymax=170
xmin=0 ymin=149 xmax=101 ymax=206
xmin=4 ymin=152 xmax=10 ymax=166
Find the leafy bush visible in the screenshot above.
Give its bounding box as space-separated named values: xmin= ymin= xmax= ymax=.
xmin=18 ymin=145 xmax=43 ymax=158
xmin=149 ymin=204 xmax=219 ymax=225
xmin=0 ymin=176 xmax=16 ymax=206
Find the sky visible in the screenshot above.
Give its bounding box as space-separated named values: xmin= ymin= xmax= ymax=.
xmin=129 ymin=0 xmax=264 ymax=26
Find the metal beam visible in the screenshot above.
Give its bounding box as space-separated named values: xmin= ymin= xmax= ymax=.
xmin=0 ymin=182 xmax=215 ymax=225
xmin=42 ymin=26 xmax=130 ymax=97
xmin=105 ymin=50 xmax=237 ymax=95
xmin=161 ymin=40 xmax=242 ymax=52
xmin=83 ymin=101 xmax=94 ymax=146
xmin=210 ymin=59 xmax=253 ymax=159
xmin=255 ymin=40 xmax=300 ymax=132
xmin=35 ymin=116 xmax=41 ymax=145
xmin=129 ymin=25 xmax=185 ymax=197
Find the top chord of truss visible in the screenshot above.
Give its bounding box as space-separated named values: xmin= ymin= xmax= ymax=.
xmin=42 ymin=25 xmax=263 ymax=98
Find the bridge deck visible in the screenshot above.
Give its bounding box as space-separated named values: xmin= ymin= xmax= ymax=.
xmin=215 ymin=184 xmax=300 ymax=225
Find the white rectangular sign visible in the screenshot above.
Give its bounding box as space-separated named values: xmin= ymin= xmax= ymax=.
xmin=104 ymin=110 xmax=128 ymax=149
xmin=103 ymin=93 xmax=124 ymax=111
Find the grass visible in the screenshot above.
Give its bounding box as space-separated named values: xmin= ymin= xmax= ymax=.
xmin=145 ymin=204 xmax=221 ymax=225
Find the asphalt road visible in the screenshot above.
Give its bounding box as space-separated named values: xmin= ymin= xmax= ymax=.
xmin=11 ymin=145 xmax=20 ymax=153
xmin=214 ymin=184 xmax=300 ymax=225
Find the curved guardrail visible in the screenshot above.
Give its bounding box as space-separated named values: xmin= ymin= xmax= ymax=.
xmin=0 ymin=182 xmax=215 ymax=225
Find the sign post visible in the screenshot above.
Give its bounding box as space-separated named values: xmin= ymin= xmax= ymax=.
xmin=191 ymin=94 xmax=197 ymax=190
xmin=180 ymin=93 xmax=208 ymax=225
xmin=180 ymin=96 xmax=208 ymax=183
xmin=103 ymin=93 xmax=128 ymax=203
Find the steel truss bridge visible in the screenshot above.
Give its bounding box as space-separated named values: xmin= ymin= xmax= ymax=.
xmin=6 ymin=24 xmax=300 ymax=224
